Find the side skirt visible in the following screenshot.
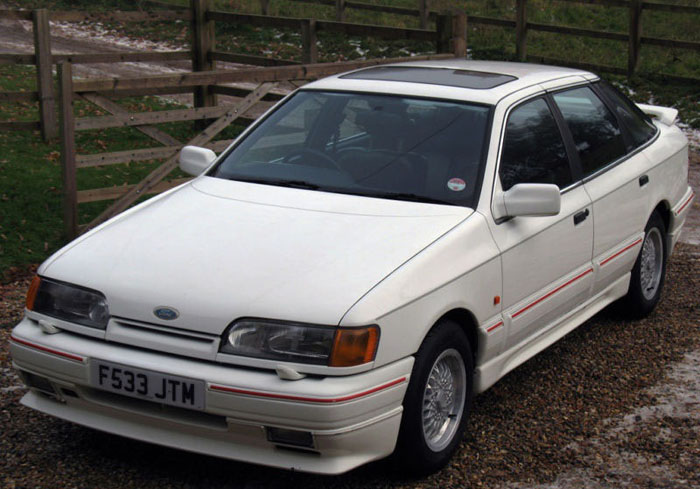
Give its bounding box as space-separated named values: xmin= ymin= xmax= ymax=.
xmin=473 ymin=273 xmax=630 ymax=393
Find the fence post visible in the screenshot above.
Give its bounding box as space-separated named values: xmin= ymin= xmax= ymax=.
xmin=515 ymin=0 xmax=527 ymax=62
xmin=260 ymin=0 xmax=270 ymax=15
xmin=335 ymin=0 xmax=346 ymax=22
xmin=301 ymin=19 xmax=318 ymax=64
xmin=453 ymin=11 xmax=467 ymax=57
xmin=57 ymin=62 xmax=77 ymax=240
xmin=436 ymin=11 xmax=466 ymax=57
xmin=191 ymin=0 xmax=216 ymax=128
xmin=419 ymin=0 xmax=429 ymax=30
xmin=436 ymin=13 xmax=451 ymax=54
xmin=33 ymin=9 xmax=57 ymax=141
xmin=628 ymin=0 xmax=642 ymax=77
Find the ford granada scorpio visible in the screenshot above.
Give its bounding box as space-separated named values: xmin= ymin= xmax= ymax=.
xmin=10 ymin=60 xmax=694 ymax=475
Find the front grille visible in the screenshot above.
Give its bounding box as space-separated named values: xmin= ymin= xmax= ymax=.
xmin=104 ymin=317 xmax=222 ymax=362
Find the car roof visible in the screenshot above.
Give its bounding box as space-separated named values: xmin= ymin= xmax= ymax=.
xmin=302 ymin=59 xmax=597 ymax=105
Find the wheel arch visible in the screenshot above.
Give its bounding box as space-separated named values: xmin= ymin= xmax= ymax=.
xmin=652 ymin=200 xmax=671 ymax=235
xmin=434 ymin=308 xmax=479 ymax=365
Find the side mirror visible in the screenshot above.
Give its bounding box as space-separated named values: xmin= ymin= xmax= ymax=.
xmin=179 ymin=146 xmax=216 ymax=176
xmin=496 ymin=183 xmax=561 ymax=219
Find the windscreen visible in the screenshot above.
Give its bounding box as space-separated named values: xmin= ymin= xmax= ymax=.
xmin=210 ymin=91 xmax=491 ymax=207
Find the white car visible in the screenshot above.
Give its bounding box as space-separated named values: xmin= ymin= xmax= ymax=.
xmin=10 ymin=60 xmax=694 ymax=475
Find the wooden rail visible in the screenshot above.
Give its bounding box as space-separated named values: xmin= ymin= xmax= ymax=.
xmin=68 ymin=54 xmax=454 ymax=94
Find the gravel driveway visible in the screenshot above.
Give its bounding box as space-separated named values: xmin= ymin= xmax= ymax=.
xmin=2 ymin=243 xmax=698 ymax=489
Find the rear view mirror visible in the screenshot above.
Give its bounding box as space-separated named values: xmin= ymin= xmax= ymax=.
xmin=179 ymin=146 xmax=216 ymax=176
xmin=497 ymin=183 xmax=561 ymax=219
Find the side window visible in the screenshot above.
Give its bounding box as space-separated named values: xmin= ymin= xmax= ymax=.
xmin=553 ymin=86 xmax=626 ymax=177
xmin=500 ymin=97 xmax=572 ymax=191
xmin=597 ymin=81 xmax=657 ymax=150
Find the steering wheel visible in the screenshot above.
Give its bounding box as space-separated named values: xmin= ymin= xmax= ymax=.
xmin=283 ymin=148 xmax=346 ymax=173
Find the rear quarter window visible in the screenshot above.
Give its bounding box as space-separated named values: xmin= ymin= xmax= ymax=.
xmin=596 ymin=81 xmax=657 ymax=150
xmin=553 ymin=86 xmax=627 ymax=177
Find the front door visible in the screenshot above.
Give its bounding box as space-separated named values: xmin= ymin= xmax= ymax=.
xmin=489 ymin=95 xmax=594 ymax=352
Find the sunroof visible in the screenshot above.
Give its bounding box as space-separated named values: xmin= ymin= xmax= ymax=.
xmin=341 ymin=66 xmax=517 ymax=89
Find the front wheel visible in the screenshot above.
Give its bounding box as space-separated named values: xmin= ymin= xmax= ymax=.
xmin=621 ymin=211 xmax=667 ymax=318
xmin=394 ymin=320 xmax=473 ymax=475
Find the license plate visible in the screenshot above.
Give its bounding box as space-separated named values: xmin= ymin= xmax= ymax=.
xmin=90 ymin=359 xmax=205 ymax=411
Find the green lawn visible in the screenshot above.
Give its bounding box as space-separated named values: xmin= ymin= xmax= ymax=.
xmin=0 ymin=64 xmax=248 ymax=276
xmin=0 ymin=0 xmax=698 ymax=276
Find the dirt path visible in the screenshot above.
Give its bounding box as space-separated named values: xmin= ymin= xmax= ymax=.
xmin=0 ymin=15 xmax=191 ymax=77
xmin=0 ymin=12 xmax=295 ymax=109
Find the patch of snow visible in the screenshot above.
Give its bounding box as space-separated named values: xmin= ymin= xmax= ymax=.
xmin=50 ymin=21 xmax=184 ymax=52
xmin=1 ymin=367 xmax=24 ymax=394
xmin=678 ymin=122 xmax=700 ymax=150
xmin=354 ymin=46 xmax=368 ymax=57
xmin=612 ymin=81 xmax=636 ymax=97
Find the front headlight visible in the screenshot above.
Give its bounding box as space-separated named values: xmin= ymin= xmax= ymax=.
xmin=220 ymin=319 xmax=379 ymax=367
xmin=26 ymin=276 xmax=110 ymax=330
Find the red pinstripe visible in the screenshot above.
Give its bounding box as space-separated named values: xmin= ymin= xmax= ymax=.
xmin=209 ymin=377 xmax=407 ymax=404
xmin=10 ymin=336 xmax=84 ymax=362
xmin=600 ymin=238 xmax=643 ymax=266
xmin=512 ymin=268 xmax=593 ymax=319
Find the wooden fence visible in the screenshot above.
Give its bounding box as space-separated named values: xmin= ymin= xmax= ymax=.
xmin=287 ymin=0 xmax=700 ymax=80
xmin=1 ymin=0 xmax=698 ymax=236
xmin=0 ymin=1 xmax=465 ymax=141
xmin=1 ymin=0 xmax=698 ymax=141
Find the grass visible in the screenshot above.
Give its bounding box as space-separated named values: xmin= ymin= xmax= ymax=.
xmin=0 ymin=64 xmax=248 ymax=276
xmin=0 ymin=0 xmax=698 ymax=276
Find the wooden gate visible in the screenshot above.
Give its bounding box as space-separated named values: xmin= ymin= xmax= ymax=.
xmin=57 ymin=54 xmax=455 ymax=239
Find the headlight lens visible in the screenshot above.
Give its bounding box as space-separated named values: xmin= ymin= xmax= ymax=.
xmin=28 ymin=277 xmax=110 ymax=330
xmin=221 ymin=319 xmax=379 ymax=367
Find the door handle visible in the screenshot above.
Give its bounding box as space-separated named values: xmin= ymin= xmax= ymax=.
xmin=573 ymin=209 xmax=589 ymax=225
xmin=639 ymin=175 xmax=649 ymax=187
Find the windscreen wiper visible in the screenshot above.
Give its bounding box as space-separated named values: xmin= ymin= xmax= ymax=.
xmin=359 ymin=191 xmax=455 ymax=206
xmin=228 ymin=177 xmax=321 ymax=190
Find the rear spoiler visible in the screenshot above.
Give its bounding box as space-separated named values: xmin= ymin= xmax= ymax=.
xmin=636 ymin=103 xmax=678 ymax=126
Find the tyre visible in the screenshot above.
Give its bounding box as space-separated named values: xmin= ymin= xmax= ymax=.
xmin=621 ymin=211 xmax=667 ymax=318
xmin=394 ymin=319 xmax=473 ymax=475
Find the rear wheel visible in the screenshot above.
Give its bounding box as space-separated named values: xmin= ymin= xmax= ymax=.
xmin=621 ymin=211 xmax=667 ymax=318
xmin=394 ymin=319 xmax=473 ymax=475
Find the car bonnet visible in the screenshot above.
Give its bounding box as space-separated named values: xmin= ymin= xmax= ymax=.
xmin=40 ymin=177 xmax=472 ymax=334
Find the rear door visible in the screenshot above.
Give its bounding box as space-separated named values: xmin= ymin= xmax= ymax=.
xmin=550 ymin=84 xmax=657 ymax=295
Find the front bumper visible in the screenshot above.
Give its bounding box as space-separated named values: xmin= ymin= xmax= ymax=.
xmin=10 ymin=317 xmax=413 ymax=474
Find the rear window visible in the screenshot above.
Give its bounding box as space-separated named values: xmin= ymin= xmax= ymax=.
xmin=553 ymin=87 xmax=627 ymax=177
xmin=596 ymin=81 xmax=657 ymax=150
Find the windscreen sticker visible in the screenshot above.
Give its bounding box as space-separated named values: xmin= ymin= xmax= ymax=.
xmin=447 ymin=177 xmax=466 ymax=192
